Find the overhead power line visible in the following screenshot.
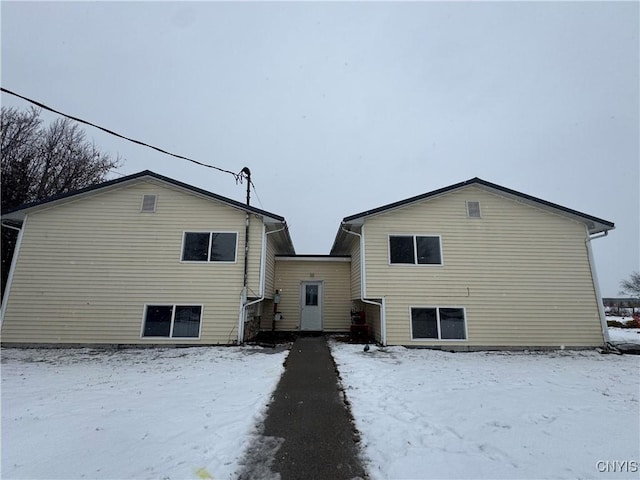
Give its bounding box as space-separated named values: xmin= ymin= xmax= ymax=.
xmin=1 ymin=87 xmax=242 ymax=181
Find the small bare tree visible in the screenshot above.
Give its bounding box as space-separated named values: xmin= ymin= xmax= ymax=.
xmin=619 ymin=271 xmax=640 ymax=299
xmin=1 ymin=106 xmax=122 ymax=295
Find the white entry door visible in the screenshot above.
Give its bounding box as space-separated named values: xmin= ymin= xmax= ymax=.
xmin=300 ymin=281 xmax=323 ymax=331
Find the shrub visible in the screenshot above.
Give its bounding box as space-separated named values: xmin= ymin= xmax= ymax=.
xmin=607 ymin=320 xmax=625 ymax=328
xmin=624 ymin=316 xmax=640 ymax=328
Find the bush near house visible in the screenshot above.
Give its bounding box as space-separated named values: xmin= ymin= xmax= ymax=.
xmin=607 ymin=320 xmax=625 ymax=328
xmin=625 ymin=314 xmax=640 ymax=328
xmin=607 ymin=314 xmax=640 ymax=328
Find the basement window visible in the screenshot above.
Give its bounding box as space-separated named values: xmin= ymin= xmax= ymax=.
xmin=141 ymin=194 xmax=157 ymax=213
xmin=181 ymin=232 xmax=237 ymax=262
xmin=466 ymin=201 xmax=481 ymax=218
xmin=142 ymin=305 xmax=202 ymax=338
xmin=411 ymin=307 xmax=467 ymax=340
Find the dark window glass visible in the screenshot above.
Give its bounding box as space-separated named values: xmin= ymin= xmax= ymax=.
xmin=182 ymin=233 xmax=209 ymax=261
xmin=141 ymin=194 xmax=157 ymax=212
xmin=411 ymin=308 xmax=438 ymax=339
xmin=439 ymin=308 xmax=466 ymax=339
xmin=143 ymin=306 xmax=172 ymax=337
xmin=416 ymin=236 xmax=442 ymax=265
xmin=173 ymin=306 xmax=202 ymax=338
xmin=390 ymin=236 xmax=415 ymax=264
xmin=305 ymin=285 xmax=319 ymax=306
xmin=210 ymin=233 xmax=237 ymax=262
xmin=467 ymin=201 xmax=481 ymax=218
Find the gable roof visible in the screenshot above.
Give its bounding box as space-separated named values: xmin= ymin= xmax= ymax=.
xmin=2 ymin=169 xmax=286 ymax=224
xmin=332 ymin=177 xmax=614 ymax=254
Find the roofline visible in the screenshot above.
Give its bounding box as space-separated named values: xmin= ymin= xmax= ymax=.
xmin=275 ymin=254 xmax=351 ymax=262
xmin=1 ymin=170 xmax=286 ymax=222
xmin=275 ymin=254 xmax=350 ymax=257
xmin=342 ymin=177 xmax=614 ymax=231
xmin=268 ymin=223 xmax=296 ymax=256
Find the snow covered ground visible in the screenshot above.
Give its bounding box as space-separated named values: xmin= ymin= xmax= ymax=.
xmin=608 ymin=327 xmax=640 ymax=346
xmin=3 ymin=334 xmax=639 ymax=480
xmin=605 ymin=313 xmax=640 ymax=348
xmin=331 ymin=341 xmax=639 ymax=479
xmin=1 ymin=346 xmax=287 ymax=480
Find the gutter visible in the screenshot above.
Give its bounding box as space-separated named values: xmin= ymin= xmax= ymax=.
xmin=341 ymin=224 xmax=387 ymax=346
xmin=237 ymin=223 xmax=288 ymax=344
xmin=585 ymin=229 xmax=610 ymax=344
xmin=1 ymin=217 xmax=27 ymax=326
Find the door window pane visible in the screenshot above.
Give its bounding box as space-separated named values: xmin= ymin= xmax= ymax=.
xmin=416 ymin=236 xmax=442 ymax=265
xmin=173 ymin=306 xmax=202 ymax=337
xmin=390 ymin=236 xmax=415 ymax=264
xmin=439 ymin=308 xmax=466 ymax=339
xmin=182 ymin=233 xmax=209 ymax=261
xmin=210 ymin=233 xmax=237 ymax=262
xmin=305 ymin=285 xmax=319 ymax=306
xmin=411 ymin=308 xmax=438 ymax=339
xmin=143 ymin=306 xmax=172 ymax=337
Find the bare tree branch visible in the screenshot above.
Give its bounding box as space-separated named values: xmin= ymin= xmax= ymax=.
xmin=1 ymin=106 xmax=123 ymax=295
xmin=619 ymin=272 xmax=640 ymax=298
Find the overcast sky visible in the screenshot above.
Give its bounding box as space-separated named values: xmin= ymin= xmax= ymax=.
xmin=1 ymin=1 xmax=638 ymax=297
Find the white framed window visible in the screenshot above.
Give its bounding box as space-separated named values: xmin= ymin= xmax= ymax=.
xmin=466 ymin=201 xmax=481 ymax=218
xmin=141 ymin=194 xmax=157 ymax=213
xmin=410 ymin=307 xmax=467 ymax=340
xmin=142 ymin=304 xmax=202 ymax=338
xmin=181 ymin=232 xmax=238 ymax=262
xmin=389 ymin=235 xmax=443 ymax=265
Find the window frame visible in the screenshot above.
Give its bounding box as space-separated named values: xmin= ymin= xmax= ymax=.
xmin=180 ymin=231 xmax=238 ymax=263
xmin=141 ymin=304 xmax=203 ymax=339
xmin=409 ymin=306 xmax=468 ymax=341
xmin=388 ymin=234 xmax=444 ymax=266
xmin=466 ymin=200 xmax=481 ymax=218
xmin=140 ymin=194 xmax=158 ymax=213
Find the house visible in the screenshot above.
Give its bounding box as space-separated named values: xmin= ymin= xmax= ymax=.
xmin=603 ymin=298 xmax=640 ymax=315
xmin=330 ymin=178 xmax=614 ymax=349
xmin=259 ymin=255 xmax=353 ymax=334
xmin=2 ymin=173 xmax=614 ymax=349
xmin=0 ymin=170 xmax=294 ymax=345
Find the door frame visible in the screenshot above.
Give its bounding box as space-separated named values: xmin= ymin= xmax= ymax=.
xmin=300 ymin=280 xmax=323 ymax=331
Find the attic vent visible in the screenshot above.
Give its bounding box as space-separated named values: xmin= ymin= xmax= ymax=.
xmin=141 ymin=194 xmax=157 ymax=213
xmin=466 ymin=201 xmax=481 ymax=218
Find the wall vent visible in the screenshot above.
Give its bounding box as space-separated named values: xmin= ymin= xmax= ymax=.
xmin=466 ymin=201 xmax=481 ymax=218
xmin=141 ymin=194 xmax=157 ymax=213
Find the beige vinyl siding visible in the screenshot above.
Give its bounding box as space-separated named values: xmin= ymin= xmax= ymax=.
xmin=271 ymin=260 xmax=351 ymax=331
xmin=2 ymin=179 xmax=265 ymax=345
xmin=348 ymin=234 xmax=362 ymax=300
xmin=245 ymin=217 xmax=264 ymax=298
xmin=363 ymin=186 xmax=604 ymax=347
xmin=263 ymin=233 xmax=277 ymax=300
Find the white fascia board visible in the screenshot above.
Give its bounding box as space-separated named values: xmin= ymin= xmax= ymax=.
xmin=275 ymin=256 xmax=351 ymax=262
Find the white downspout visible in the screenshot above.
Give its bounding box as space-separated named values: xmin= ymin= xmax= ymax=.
xmin=341 ymin=224 xmax=387 ymax=346
xmin=237 ymin=288 xmax=248 ymax=344
xmin=380 ymin=297 xmax=387 ymax=347
xmin=1 ymin=216 xmax=27 ymax=327
xmin=237 ymin=223 xmax=287 ymax=344
xmin=585 ymin=228 xmax=610 ymax=344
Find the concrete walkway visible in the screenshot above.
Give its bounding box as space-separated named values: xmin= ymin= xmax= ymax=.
xmin=239 ymin=336 xmax=366 ymax=480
